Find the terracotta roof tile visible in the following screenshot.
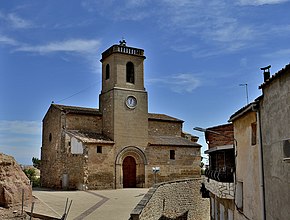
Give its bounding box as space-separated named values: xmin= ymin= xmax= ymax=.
xmin=52 ymin=104 xmax=101 ymax=115
xmin=148 ymin=113 xmax=183 ymax=122
xmin=51 ymin=105 xmax=182 ymax=122
xmin=65 ymin=130 xmax=114 ymax=144
xmin=206 ymin=123 xmax=233 ymax=131
xmin=148 ymin=136 xmax=201 ymax=147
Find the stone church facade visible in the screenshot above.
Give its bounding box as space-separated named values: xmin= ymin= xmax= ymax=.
xmin=40 ymin=41 xmax=201 ymax=190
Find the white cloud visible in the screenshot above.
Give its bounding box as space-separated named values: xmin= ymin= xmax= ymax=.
xmin=148 ymin=73 xmax=200 ymax=93
xmin=0 ymin=35 xmax=18 ymax=46
xmin=81 ymin=0 xmax=151 ymax=21
xmin=156 ymin=0 xmax=290 ymax=57
xmin=0 ymin=12 xmax=32 ymax=29
xmin=13 ymin=39 xmax=101 ymax=75
xmin=155 ymin=0 xmax=259 ymax=55
xmin=81 ymin=0 xmax=114 ymax=12
xmin=80 ymin=0 xmax=290 ymax=57
xmin=263 ymin=48 xmax=290 ymax=58
xmin=240 ymin=58 xmax=248 ymax=67
xmin=209 ymin=23 xmax=254 ymax=43
xmin=202 ymin=22 xmax=257 ymax=54
xmin=238 ymin=0 xmax=289 ymax=6
xmin=169 ymin=44 xmax=197 ymax=53
xmin=171 ymin=74 xmax=201 ymax=93
xmin=15 ymin=39 xmax=101 ymax=54
xmin=268 ymin=24 xmax=290 ymax=34
xmin=125 ymin=0 xmax=148 ymax=7
xmin=0 ymin=120 xmax=41 ymax=135
xmin=81 ymin=0 xmax=256 ymax=52
xmin=7 ymin=13 xmax=32 ymax=28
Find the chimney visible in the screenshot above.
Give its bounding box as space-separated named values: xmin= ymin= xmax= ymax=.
xmin=260 ymin=65 xmax=271 ymax=82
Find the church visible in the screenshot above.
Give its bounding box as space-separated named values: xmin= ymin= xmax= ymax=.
xmin=40 ymin=40 xmax=201 ymax=190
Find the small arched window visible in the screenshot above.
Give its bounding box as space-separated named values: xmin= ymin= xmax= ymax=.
xmin=105 ymin=64 xmax=110 ymax=80
xmin=126 ymin=62 xmax=134 ymax=84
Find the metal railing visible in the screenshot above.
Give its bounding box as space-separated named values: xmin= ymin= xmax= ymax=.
xmin=205 ymin=167 xmax=234 ymax=182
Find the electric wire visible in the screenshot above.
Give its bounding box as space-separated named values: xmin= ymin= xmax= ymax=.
xmin=55 ymin=81 xmax=100 ymax=103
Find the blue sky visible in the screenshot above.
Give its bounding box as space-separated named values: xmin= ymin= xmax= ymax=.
xmin=1 ymin=0 xmax=290 ymax=165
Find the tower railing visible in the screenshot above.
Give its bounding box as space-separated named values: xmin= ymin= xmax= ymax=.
xmin=101 ymin=45 xmax=144 ymax=60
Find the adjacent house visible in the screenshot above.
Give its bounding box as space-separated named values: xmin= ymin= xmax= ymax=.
xmin=257 ymin=63 xmax=290 ymax=219
xmin=203 ymin=124 xmax=235 ymax=220
xmin=229 ymin=102 xmax=264 ymax=220
xmin=40 ymin=41 xmax=201 ymax=190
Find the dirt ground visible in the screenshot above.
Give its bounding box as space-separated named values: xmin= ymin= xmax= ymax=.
xmin=0 ymin=203 xmax=42 ymax=220
xmin=0 ymin=206 xmax=29 ymax=220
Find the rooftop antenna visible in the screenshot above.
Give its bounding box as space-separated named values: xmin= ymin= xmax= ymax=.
xmin=239 ymin=83 xmax=249 ymax=104
xmin=260 ymin=65 xmax=271 ymax=82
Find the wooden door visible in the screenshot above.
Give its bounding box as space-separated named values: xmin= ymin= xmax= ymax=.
xmin=122 ymin=156 xmax=136 ymax=188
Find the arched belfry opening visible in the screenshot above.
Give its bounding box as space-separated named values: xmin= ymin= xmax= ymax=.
xmin=126 ymin=62 xmax=134 ymax=84
xmin=105 ymin=64 xmax=110 ymax=80
xmin=115 ymin=146 xmax=147 ymax=188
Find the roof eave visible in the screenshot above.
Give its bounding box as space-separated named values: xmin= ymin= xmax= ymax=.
xmin=228 ymin=102 xmax=258 ymax=122
xmin=148 ymin=143 xmax=201 ymax=148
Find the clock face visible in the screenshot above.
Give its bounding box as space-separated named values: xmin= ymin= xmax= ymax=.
xmin=126 ymin=96 xmax=137 ymax=108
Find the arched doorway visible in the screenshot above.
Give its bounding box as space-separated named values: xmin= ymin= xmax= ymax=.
xmin=122 ymin=156 xmax=136 ymax=188
xmin=115 ymin=146 xmax=147 ymax=189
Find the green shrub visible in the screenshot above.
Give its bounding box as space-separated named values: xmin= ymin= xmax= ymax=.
xmin=23 ymin=168 xmax=40 ymax=187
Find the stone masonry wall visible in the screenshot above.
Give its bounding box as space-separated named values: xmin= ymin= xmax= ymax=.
xmin=148 ymin=120 xmax=182 ymax=136
xmin=144 ymin=146 xmax=201 ymax=187
xmin=204 ymin=178 xmax=234 ymax=199
xmin=63 ymin=133 xmax=85 ymax=186
xmin=99 ymin=91 xmax=114 ymax=140
xmin=113 ymin=88 xmax=148 ymax=148
xmin=130 ymin=178 xmax=210 ymax=220
xmin=41 ymin=106 xmax=63 ymax=188
xmin=87 ymin=144 xmax=116 ymax=189
xmin=66 ymin=113 xmax=103 ymax=132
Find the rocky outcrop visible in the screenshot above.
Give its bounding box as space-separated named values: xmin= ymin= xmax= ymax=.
xmin=0 ymin=153 xmax=32 ymax=208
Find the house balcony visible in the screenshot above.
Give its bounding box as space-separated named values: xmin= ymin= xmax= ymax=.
xmin=205 ymin=167 xmax=234 ymax=183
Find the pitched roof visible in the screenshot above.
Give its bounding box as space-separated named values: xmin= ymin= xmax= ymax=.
xmin=228 ymin=102 xmax=258 ymax=122
xmin=148 ymin=136 xmax=201 ymax=147
xmin=205 ymin=123 xmax=233 ymax=131
xmin=65 ymin=130 xmax=114 ymax=144
xmin=148 ymin=113 xmax=183 ymax=122
xmin=52 ymin=104 xmax=101 ymax=115
xmin=50 ymin=104 xmax=182 ymax=122
xmin=259 ymin=63 xmax=290 ymax=89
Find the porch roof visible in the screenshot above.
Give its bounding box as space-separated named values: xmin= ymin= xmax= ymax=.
xmin=65 ymin=130 xmax=114 ymax=144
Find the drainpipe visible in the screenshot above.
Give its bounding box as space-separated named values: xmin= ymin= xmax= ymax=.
xmin=254 ymin=103 xmax=266 ymax=220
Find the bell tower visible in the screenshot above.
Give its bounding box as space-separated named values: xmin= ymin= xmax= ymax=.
xmin=99 ymin=40 xmax=148 ymax=147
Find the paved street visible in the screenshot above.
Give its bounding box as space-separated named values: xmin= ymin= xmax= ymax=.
xmin=27 ymin=188 xmax=149 ymax=220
